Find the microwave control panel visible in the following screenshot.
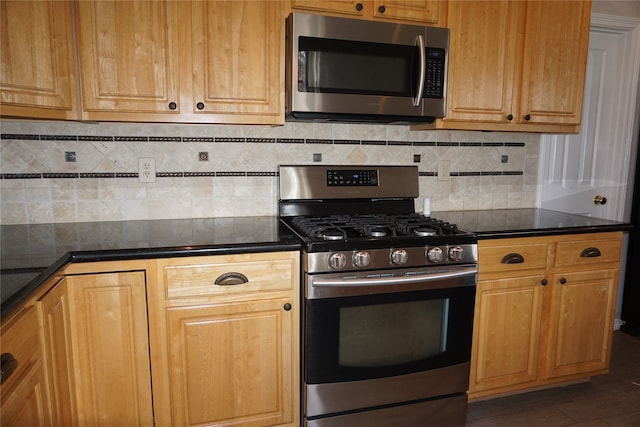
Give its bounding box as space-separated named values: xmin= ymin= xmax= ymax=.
xmin=425 ymin=48 xmax=446 ymax=98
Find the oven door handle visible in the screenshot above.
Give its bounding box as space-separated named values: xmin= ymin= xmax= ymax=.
xmin=312 ymin=266 xmax=477 ymax=287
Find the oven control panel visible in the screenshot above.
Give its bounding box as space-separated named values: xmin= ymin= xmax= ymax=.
xmin=327 ymin=169 xmax=378 ymax=186
xmin=306 ymin=244 xmax=478 ymax=273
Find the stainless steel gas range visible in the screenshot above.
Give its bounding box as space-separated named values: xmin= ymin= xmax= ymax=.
xmin=278 ymin=165 xmax=478 ymax=427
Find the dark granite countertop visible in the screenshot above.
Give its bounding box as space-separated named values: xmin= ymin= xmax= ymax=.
xmin=1 ymin=209 xmax=632 ymax=320
xmin=434 ymin=208 xmax=632 ymax=239
xmin=0 ymin=216 xmax=301 ymax=318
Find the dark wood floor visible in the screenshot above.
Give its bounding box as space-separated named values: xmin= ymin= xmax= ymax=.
xmin=466 ymin=331 xmax=640 ymax=426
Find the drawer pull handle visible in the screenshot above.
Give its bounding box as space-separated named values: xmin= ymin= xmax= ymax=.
xmin=501 ymin=253 xmax=525 ymax=264
xmin=214 ymin=272 xmax=248 ymax=286
xmin=1 ymin=353 xmax=18 ymax=384
xmin=580 ymin=247 xmax=601 ymax=258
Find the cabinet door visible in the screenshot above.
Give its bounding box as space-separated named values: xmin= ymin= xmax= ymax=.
xmin=165 ymin=298 xmax=297 ymax=427
xmin=189 ymin=0 xmax=285 ymax=124
xmin=519 ymin=0 xmax=591 ymax=126
xmin=470 ymin=275 xmax=546 ymax=396
xmin=372 ymin=0 xmax=443 ymax=25
xmin=40 ymin=271 xmax=154 ymax=426
xmin=0 ymin=307 xmax=51 ymax=426
xmin=76 ymin=0 xmax=182 ymax=121
xmin=291 ymin=0 xmax=367 ymax=17
xmin=545 ymin=269 xmax=618 ymax=379
xmin=443 ymin=0 xmax=522 ymax=125
xmin=0 ymin=0 xmax=78 ymax=120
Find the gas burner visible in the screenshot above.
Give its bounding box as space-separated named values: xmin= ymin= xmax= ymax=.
xmin=414 ymin=227 xmax=437 ymax=237
xmin=317 ymin=228 xmax=346 ymax=241
xmin=368 ymin=228 xmax=389 ymax=237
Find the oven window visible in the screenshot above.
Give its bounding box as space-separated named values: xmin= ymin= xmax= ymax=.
xmin=305 ymin=285 xmax=474 ymax=384
xmin=339 ymin=299 xmax=448 ymax=367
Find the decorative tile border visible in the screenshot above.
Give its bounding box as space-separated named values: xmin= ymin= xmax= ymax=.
xmin=1 ymin=133 xmax=527 ymax=148
xmin=1 ymin=133 xmax=526 ymax=180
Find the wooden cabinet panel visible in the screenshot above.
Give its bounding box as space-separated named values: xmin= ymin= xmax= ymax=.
xmin=554 ymin=238 xmax=622 ymax=268
xmin=76 ymin=0 xmax=182 ymax=120
xmin=38 ymin=270 xmax=154 ymax=426
xmin=519 ymin=0 xmax=591 ymax=126
xmin=545 ymin=269 xmax=618 ymax=379
xmin=150 ymin=251 xmax=300 ymax=427
xmin=478 ymin=240 xmax=549 ymax=275
xmin=471 ymin=232 xmax=623 ymax=400
xmin=0 ymin=307 xmax=51 ymax=426
xmin=166 ymin=298 xmax=296 ymax=426
xmin=291 ymin=0 xmax=445 ymax=25
xmin=442 ymin=0 xmax=522 ymax=124
xmin=470 ymin=276 xmax=545 ymax=393
xmin=188 ymin=0 xmax=285 ymax=123
xmin=372 ymin=0 xmax=442 ymax=24
xmin=0 ymin=0 xmax=78 ymax=120
xmin=419 ymin=0 xmax=590 ymax=133
xmin=164 ymin=253 xmax=296 ymax=299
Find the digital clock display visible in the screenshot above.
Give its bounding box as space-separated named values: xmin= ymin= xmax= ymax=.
xmin=327 ymin=169 xmax=378 ymax=186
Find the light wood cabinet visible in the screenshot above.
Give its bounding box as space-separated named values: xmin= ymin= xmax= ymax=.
xmin=77 ymin=0 xmax=285 ymax=124
xmin=417 ymin=0 xmax=591 ymax=133
xmin=149 ymin=251 xmax=300 ymax=427
xmin=0 ymin=0 xmax=79 ymax=120
xmin=470 ymin=232 xmax=623 ymax=400
xmin=38 ymin=266 xmax=154 ymax=426
xmin=0 ymin=306 xmax=51 ymax=426
xmin=291 ymin=0 xmax=446 ymax=26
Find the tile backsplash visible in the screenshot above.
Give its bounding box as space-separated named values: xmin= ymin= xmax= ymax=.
xmin=0 ymin=120 xmax=540 ymax=224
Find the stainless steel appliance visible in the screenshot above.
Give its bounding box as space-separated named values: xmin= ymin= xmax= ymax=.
xmin=278 ymin=165 xmax=477 ymax=427
xmin=285 ymin=13 xmax=449 ymax=123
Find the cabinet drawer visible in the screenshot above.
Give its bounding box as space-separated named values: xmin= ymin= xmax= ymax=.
xmin=554 ymin=238 xmax=621 ymax=268
xmin=0 ymin=307 xmax=39 ymax=391
xmin=163 ymin=252 xmax=298 ymax=299
xmin=479 ymin=243 xmax=549 ymax=275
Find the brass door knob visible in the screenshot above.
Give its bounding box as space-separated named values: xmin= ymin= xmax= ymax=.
xmin=594 ymin=195 xmax=607 ymax=205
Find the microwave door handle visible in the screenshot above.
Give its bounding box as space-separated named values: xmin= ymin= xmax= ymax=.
xmin=412 ymin=34 xmax=426 ymax=107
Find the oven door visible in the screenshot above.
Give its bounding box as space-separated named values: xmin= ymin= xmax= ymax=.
xmin=304 ymin=265 xmax=476 ymax=418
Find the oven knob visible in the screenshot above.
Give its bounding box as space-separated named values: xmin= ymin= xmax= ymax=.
xmin=328 ymin=252 xmax=347 ymax=270
xmin=353 ymin=251 xmax=371 ymax=268
xmin=390 ymin=249 xmax=409 ymax=265
xmin=427 ymin=246 xmax=444 ymax=263
xmin=448 ymin=245 xmax=464 ymax=261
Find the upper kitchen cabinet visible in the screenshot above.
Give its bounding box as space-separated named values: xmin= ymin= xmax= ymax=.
xmin=76 ymin=0 xmax=286 ymax=124
xmin=0 ymin=0 xmax=79 ymax=120
xmin=76 ymin=0 xmax=183 ymax=121
xmin=187 ymin=0 xmax=286 ymax=124
xmin=291 ymin=0 xmax=446 ymax=26
xmin=416 ymin=0 xmax=591 ymax=133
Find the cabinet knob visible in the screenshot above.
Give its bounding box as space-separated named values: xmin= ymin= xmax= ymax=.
xmin=560 ymin=277 xmax=567 ymax=285
xmin=284 ymin=303 xmax=292 ymax=311
xmin=196 ymin=102 xmax=205 ymax=110
xmin=378 ymin=5 xmax=386 ymax=13
xmin=168 ymin=102 xmax=177 ymax=110
xmin=540 ymin=278 xmax=548 ymax=286
xmin=524 ymin=114 xmax=531 ymax=121
xmin=355 ymin=3 xmax=363 ymax=11
xmin=506 ymin=114 xmax=514 ymax=121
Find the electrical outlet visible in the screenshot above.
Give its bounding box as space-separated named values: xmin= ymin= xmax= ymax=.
xmin=138 ymin=158 xmax=156 ymax=183
xmin=437 ymin=160 xmax=450 ymax=181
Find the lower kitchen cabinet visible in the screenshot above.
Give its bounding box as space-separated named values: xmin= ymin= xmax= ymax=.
xmin=0 ymin=306 xmax=51 ymax=426
xmin=148 ymin=251 xmax=300 ymax=427
xmin=38 ymin=266 xmax=154 ymax=426
xmin=470 ymin=232 xmax=623 ymax=399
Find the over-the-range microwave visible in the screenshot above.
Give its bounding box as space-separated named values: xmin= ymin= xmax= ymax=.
xmin=285 ymin=12 xmax=449 ymax=124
